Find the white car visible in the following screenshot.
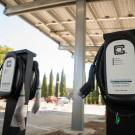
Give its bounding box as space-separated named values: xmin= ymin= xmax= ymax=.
xmin=58 ymin=97 xmax=69 ymax=104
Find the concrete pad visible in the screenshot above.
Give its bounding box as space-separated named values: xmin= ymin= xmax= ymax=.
xmin=41 ymin=128 xmax=95 ymax=135
xmin=61 ymin=128 xmax=96 ymax=135
xmin=40 ymin=130 xmax=61 ymax=135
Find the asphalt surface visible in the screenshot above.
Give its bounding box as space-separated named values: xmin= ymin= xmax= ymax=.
xmin=0 ymin=111 xmax=104 ymax=135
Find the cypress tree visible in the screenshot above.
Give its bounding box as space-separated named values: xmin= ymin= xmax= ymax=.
xmin=63 ymin=74 xmax=67 ymax=96
xmin=87 ymin=92 xmax=91 ymax=104
xmin=95 ymin=81 xmax=99 ymax=104
xmin=55 ymin=73 xmax=59 ymax=97
xmin=48 ymin=70 xmax=54 ymax=96
xmin=41 ymin=74 xmax=48 ymax=98
xmin=60 ymin=69 xmax=67 ymax=97
xmin=91 ymin=91 xmax=96 ymax=104
xmin=60 ymin=70 xmax=64 ymax=96
xmin=84 ymin=98 xmax=87 ymax=104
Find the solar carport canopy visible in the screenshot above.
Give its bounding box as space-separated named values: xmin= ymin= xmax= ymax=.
xmin=1 ymin=0 xmax=134 ymax=62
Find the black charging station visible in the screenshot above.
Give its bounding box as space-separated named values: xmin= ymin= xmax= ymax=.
xmin=105 ymin=30 xmax=135 ymax=135
xmin=0 ymin=49 xmax=39 ymax=135
xmin=79 ymin=29 xmax=135 ymax=135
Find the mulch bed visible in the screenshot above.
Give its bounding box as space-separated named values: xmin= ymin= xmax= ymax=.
xmin=84 ymin=117 xmax=106 ymax=135
xmin=41 ymin=117 xmax=106 ymax=135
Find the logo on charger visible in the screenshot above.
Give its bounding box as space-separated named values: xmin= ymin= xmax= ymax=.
xmin=114 ymin=45 xmax=125 ymax=55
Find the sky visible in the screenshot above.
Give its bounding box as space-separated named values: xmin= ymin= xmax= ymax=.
xmin=0 ymin=4 xmax=90 ymax=88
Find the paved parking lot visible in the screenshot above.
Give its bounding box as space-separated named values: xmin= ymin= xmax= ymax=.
xmin=0 ymin=100 xmax=105 ymax=135
xmin=0 ymin=111 xmax=105 ymax=135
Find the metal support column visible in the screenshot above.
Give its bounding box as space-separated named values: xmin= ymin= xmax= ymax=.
xmin=72 ymin=0 xmax=86 ymax=130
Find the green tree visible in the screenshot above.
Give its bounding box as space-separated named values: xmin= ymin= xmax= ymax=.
xmin=95 ymin=81 xmax=99 ymax=104
xmin=84 ymin=98 xmax=87 ymax=104
xmin=48 ymin=70 xmax=54 ymax=96
xmin=0 ymin=46 xmax=13 ymax=99
xmin=87 ymin=92 xmax=91 ymax=104
xmin=91 ymin=90 xmax=96 ymax=104
xmin=63 ymin=74 xmax=67 ymax=96
xmin=0 ymin=46 xmax=13 ymax=65
xmin=60 ymin=69 xmax=67 ymax=96
xmin=55 ymin=73 xmax=59 ymax=97
xmin=41 ymin=74 xmax=48 ymax=98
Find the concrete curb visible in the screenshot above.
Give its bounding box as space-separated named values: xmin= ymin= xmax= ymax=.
xmin=61 ymin=128 xmax=96 ymax=135
xmin=41 ymin=128 xmax=96 ymax=135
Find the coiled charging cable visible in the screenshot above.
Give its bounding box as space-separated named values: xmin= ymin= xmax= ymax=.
xmin=0 ymin=55 xmax=40 ymax=130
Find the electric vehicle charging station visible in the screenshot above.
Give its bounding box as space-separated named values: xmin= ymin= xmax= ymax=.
xmin=79 ymin=29 xmax=135 ymax=135
xmin=0 ymin=49 xmax=40 ymax=135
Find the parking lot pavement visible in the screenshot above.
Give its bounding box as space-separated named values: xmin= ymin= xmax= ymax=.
xmin=0 ymin=100 xmax=105 ymax=135
xmin=0 ymin=111 xmax=105 ymax=135
xmin=29 ymin=101 xmax=105 ymax=115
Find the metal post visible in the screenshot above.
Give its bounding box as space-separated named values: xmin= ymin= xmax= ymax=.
xmin=72 ymin=0 xmax=86 ymax=130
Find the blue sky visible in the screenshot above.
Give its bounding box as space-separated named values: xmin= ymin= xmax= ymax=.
xmin=0 ymin=4 xmax=90 ymax=88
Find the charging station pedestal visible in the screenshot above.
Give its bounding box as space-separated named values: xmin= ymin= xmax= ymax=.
xmin=2 ymin=49 xmax=36 ymax=135
xmin=106 ymin=107 xmax=135 ymax=135
xmin=105 ymin=30 xmax=135 ymax=135
xmin=79 ymin=29 xmax=135 ymax=135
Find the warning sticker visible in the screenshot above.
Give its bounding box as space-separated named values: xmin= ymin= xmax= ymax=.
xmin=106 ymin=40 xmax=135 ymax=94
xmin=112 ymin=58 xmax=123 ymax=66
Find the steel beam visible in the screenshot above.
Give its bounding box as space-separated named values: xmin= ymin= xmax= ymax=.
xmin=4 ymin=0 xmax=111 ymax=16
xmin=72 ymin=55 xmax=95 ymax=61
xmin=12 ymin=0 xmax=73 ymax=47
xmin=64 ymin=6 xmax=96 ymax=46
xmin=47 ymin=10 xmax=75 ymax=39
xmin=87 ymin=4 xmax=105 ymax=34
xmin=4 ymin=0 xmax=74 ymax=15
xmin=44 ymin=16 xmax=135 ymax=26
xmin=85 ymin=56 xmax=95 ymax=61
xmin=59 ymin=45 xmax=100 ymax=51
xmin=112 ymin=0 xmax=123 ymax=30
xmin=72 ymin=0 xmax=86 ymax=130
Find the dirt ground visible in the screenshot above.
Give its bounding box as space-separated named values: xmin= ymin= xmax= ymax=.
xmin=41 ymin=117 xmax=106 ymax=135
xmin=84 ymin=119 xmax=106 ymax=135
